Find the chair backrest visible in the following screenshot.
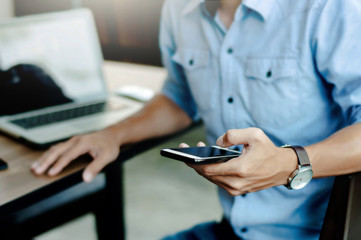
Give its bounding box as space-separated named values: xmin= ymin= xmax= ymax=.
xmin=320 ymin=172 xmax=361 ymax=240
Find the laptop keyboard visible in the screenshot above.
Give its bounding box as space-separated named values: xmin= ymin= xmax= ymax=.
xmin=10 ymin=102 xmax=110 ymax=129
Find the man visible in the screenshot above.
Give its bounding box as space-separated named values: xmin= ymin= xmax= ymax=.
xmin=31 ymin=0 xmax=361 ymax=239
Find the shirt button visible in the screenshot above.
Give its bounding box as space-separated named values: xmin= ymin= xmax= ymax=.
xmin=241 ymin=194 xmax=247 ymax=197
xmin=228 ymin=97 xmax=234 ymax=103
xmin=241 ymin=227 xmax=248 ymax=233
xmin=227 ymin=48 xmax=233 ymax=54
xmin=266 ymin=70 xmax=272 ymax=78
xmin=189 ymin=59 xmax=194 ymax=66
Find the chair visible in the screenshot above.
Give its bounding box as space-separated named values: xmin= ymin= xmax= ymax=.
xmin=320 ymin=172 xmax=361 ymax=239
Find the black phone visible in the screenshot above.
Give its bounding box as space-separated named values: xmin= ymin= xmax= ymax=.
xmin=0 ymin=158 xmax=8 ymax=171
xmin=160 ymin=146 xmax=241 ymax=165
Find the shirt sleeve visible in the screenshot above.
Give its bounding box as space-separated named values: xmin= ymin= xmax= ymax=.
xmin=313 ymin=0 xmax=361 ymax=125
xmin=159 ymin=0 xmax=199 ymax=121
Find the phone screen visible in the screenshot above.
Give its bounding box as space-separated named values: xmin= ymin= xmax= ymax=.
xmin=0 ymin=158 xmax=8 ymax=171
xmin=171 ymin=146 xmax=239 ymax=158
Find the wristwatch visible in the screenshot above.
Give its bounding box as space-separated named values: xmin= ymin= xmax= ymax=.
xmin=281 ymin=145 xmax=313 ymax=190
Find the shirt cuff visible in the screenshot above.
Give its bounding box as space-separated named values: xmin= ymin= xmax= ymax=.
xmin=347 ymin=105 xmax=361 ymax=125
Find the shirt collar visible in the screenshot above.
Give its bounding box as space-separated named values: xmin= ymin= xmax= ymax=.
xmin=182 ymin=0 xmax=276 ymax=21
xmin=242 ymin=0 xmax=277 ymax=21
xmin=182 ymin=0 xmax=204 ymax=16
xmin=182 ymin=0 xmax=220 ymax=17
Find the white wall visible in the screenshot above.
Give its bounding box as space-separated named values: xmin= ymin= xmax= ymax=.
xmin=0 ymin=0 xmax=14 ymax=18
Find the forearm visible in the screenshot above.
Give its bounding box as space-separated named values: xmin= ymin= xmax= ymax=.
xmin=305 ymin=122 xmax=361 ymax=178
xmin=104 ymin=94 xmax=193 ymax=146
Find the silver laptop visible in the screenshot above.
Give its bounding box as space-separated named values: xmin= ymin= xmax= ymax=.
xmin=0 ymin=9 xmax=142 ymax=147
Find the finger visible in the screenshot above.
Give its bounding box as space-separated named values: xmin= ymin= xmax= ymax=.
xmin=179 ymin=143 xmax=189 ymax=148
xmin=190 ymin=157 xmax=242 ymax=177
xmin=47 ymin=143 xmax=89 ymax=176
xmin=187 ymin=163 xmax=239 ymax=189
xmin=193 ymin=169 xmax=242 ymax=195
xmin=32 ymin=141 xmax=74 ymax=175
xmin=209 ymin=175 xmax=242 ymax=192
xmin=32 ymin=148 xmax=55 ymax=170
xmin=32 ymin=138 xmax=76 ymax=170
xmin=82 ymin=155 xmax=113 ymax=182
xmin=197 ymin=142 xmax=206 ymax=147
xmin=216 ymin=128 xmax=264 ymax=147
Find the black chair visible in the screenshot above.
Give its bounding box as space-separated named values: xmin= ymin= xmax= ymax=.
xmin=320 ymin=172 xmax=361 ymax=239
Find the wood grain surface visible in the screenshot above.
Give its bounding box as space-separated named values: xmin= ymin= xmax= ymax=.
xmin=0 ymin=61 xmax=166 ymax=206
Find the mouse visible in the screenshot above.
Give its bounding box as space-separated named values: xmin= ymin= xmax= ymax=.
xmin=114 ymin=85 xmax=155 ymax=102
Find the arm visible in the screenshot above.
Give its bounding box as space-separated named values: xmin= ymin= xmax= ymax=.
xmin=185 ymin=123 xmax=361 ymax=196
xmin=307 ymin=122 xmax=361 ymax=178
xmin=184 ymin=0 xmax=361 ymax=195
xmin=307 ymin=0 xmax=361 ymax=178
xmin=110 ymin=94 xmax=192 ymax=145
xmin=32 ymin=94 xmax=192 ymax=182
xmin=32 ymin=0 xmax=198 ymax=182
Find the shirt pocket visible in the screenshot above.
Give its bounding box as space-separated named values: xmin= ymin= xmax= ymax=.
xmin=244 ymin=58 xmax=303 ymax=129
xmin=172 ymin=48 xmax=216 ymax=113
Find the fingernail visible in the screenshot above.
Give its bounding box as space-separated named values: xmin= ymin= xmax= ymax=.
xmin=48 ymin=168 xmax=56 ymax=176
xmin=31 ymin=162 xmax=38 ymax=169
xmin=83 ymin=172 xmax=93 ymax=182
xmin=35 ymin=167 xmax=44 ymax=174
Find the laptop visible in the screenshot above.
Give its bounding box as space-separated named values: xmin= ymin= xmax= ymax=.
xmin=0 ymin=9 xmax=143 ymax=148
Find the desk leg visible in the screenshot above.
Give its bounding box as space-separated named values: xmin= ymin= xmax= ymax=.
xmin=95 ymin=161 xmax=125 ymax=240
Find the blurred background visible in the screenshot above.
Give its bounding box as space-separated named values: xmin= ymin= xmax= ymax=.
xmin=2 ymin=0 xmax=163 ymax=66
xmin=0 ymin=0 xmax=223 ymax=239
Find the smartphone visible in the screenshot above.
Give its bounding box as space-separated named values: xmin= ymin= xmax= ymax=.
xmin=0 ymin=158 xmax=8 ymax=171
xmin=160 ymin=146 xmax=241 ymax=165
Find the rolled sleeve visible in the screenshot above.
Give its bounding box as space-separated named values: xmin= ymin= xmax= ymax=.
xmin=313 ymin=0 xmax=361 ymax=125
xmin=347 ymin=105 xmax=361 ymax=124
xmin=159 ymin=0 xmax=199 ymax=121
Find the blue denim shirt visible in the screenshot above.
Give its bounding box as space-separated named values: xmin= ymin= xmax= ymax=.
xmin=160 ymin=0 xmax=361 ymax=239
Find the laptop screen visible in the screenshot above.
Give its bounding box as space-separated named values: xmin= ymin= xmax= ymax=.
xmin=0 ymin=9 xmax=107 ymax=116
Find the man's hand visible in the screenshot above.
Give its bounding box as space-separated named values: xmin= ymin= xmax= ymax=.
xmin=31 ymin=128 xmax=120 ymax=182
xmin=30 ymin=95 xmax=193 ymax=183
xmin=183 ymin=128 xmax=298 ymax=196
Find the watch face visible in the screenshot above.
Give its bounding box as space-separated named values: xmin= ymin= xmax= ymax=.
xmin=290 ymin=169 xmax=313 ymax=190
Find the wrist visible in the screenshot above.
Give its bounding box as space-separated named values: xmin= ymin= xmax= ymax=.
xmin=103 ymin=124 xmax=126 ymax=146
xmin=304 ymin=145 xmax=316 ymax=168
xmin=281 ymin=145 xmax=313 ymax=189
xmin=279 ymin=147 xmax=299 ymax=185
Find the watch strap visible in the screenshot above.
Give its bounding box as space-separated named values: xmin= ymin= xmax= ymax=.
xmin=283 ymin=145 xmax=311 ymax=167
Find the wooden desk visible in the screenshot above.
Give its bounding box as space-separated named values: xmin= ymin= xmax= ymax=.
xmin=0 ymin=61 xmax=167 ymax=239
